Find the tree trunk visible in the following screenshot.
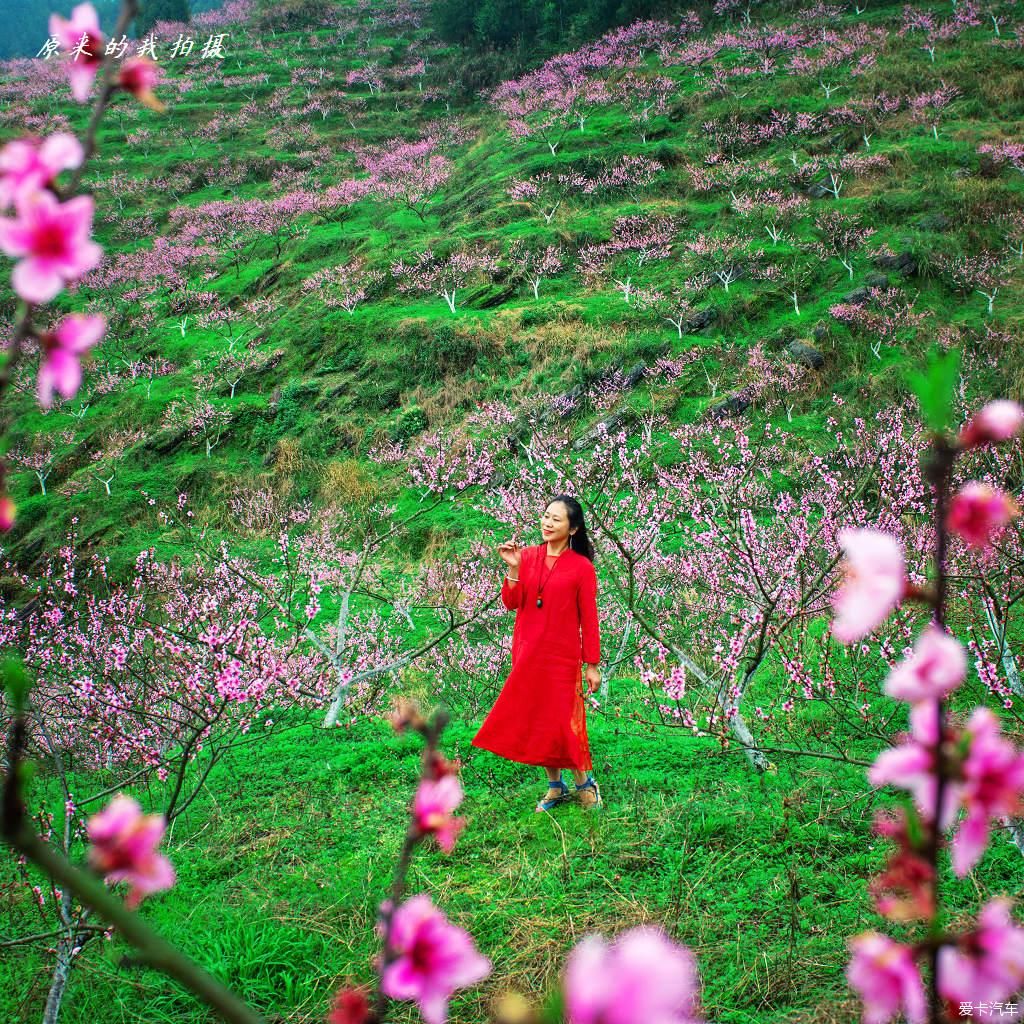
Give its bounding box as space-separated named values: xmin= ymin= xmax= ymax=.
xmin=43 ymin=931 xmax=78 ymax=1023
xmin=627 ymin=598 xmax=773 ymax=772
xmin=323 ymin=583 xmax=353 ymax=729
xmin=43 ymin=891 xmax=92 ymax=1024
xmin=600 ymin=614 xmax=632 ymax=700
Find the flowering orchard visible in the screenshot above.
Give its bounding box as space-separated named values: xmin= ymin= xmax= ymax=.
xmin=3 ymin=0 xmax=1024 ymax=1023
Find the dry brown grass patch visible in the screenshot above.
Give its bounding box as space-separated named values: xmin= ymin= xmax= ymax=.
xmin=526 ymin=317 xmax=625 ymax=372
xmin=319 ymin=458 xmax=378 ymax=508
xmin=273 ymin=435 xmax=304 ymax=476
xmin=409 ymin=376 xmax=486 ymax=425
xmin=977 ymin=65 xmax=1024 ymax=107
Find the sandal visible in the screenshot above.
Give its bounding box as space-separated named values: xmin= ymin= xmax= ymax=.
xmin=535 ymin=778 xmax=571 ymax=812
xmin=575 ymin=774 xmax=603 ymax=810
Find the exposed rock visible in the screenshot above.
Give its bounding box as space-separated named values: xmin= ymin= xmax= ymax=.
xmin=551 ymin=383 xmax=585 ymax=421
xmin=840 ymin=286 xmax=871 ymax=306
xmin=863 ymin=272 xmax=889 ymax=289
xmin=474 ymin=283 xmax=518 ymax=309
xmin=18 ymin=534 xmax=45 ymax=572
xmin=315 ymin=386 xmax=356 ymax=412
xmin=786 ymin=340 xmax=825 ymax=369
xmin=707 ymin=391 xmax=752 ymax=419
xmin=570 ymin=407 xmax=638 ymax=450
xmin=806 ymin=182 xmax=833 ymax=198
xmin=621 ymin=361 xmax=648 ymax=389
xmin=812 ymin=324 xmax=829 ymax=342
xmin=263 ymin=348 xmax=286 ymax=372
xmin=687 ymin=306 xmax=718 ymax=331
xmin=254 ymin=266 xmax=283 ymax=294
xmin=324 ymin=381 xmax=351 ymax=400
xmin=873 ymin=250 xmax=918 ymax=276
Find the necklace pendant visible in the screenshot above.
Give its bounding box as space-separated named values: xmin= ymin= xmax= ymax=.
xmin=536 ymin=597 xmax=543 ymax=608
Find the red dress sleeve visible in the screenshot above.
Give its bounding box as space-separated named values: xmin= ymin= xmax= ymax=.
xmin=500 ymin=552 xmax=525 ymax=611
xmin=577 ymin=558 xmax=600 ymax=664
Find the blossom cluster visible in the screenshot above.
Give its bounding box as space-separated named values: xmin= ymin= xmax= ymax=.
xmin=0 ymin=1 xmax=170 ymax=530
xmin=831 ymin=400 xmax=1024 ymax=1024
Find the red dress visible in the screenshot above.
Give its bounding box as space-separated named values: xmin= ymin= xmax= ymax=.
xmin=471 ymin=543 xmax=600 ymax=770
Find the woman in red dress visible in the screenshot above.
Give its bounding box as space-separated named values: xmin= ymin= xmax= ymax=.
xmin=471 ymin=495 xmax=603 ymax=812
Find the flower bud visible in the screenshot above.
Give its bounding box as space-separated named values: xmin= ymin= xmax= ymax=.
xmin=0 ymin=494 xmax=15 ymax=532
xmin=327 ymin=983 xmax=371 ymax=1024
xmin=493 ymin=991 xmax=536 ymax=1024
xmin=947 ymin=482 xmax=1019 ymax=549
xmin=425 ymin=749 xmax=460 ymax=779
xmin=386 ymin=696 xmax=425 ymax=735
xmin=117 ymin=56 xmax=166 ymax=112
xmin=957 ymin=400 xmax=1024 ymax=449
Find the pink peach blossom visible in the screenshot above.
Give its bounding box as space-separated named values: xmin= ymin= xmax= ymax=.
xmin=118 ymin=56 xmax=166 ymax=113
xmin=413 ymin=774 xmax=466 ymax=854
xmin=947 ymin=482 xmax=1019 ymax=549
xmin=0 ymin=494 xmax=15 ymax=531
xmin=327 ymin=985 xmax=371 ymax=1024
xmin=0 ymin=134 xmax=84 ymax=210
xmin=937 ymin=898 xmax=1024 ymax=1008
xmin=381 ymin=894 xmax=491 ymax=1024
xmin=958 ymin=400 xmax=1024 ymax=448
xmin=36 ymin=312 xmax=105 ymax=408
xmin=846 ymin=932 xmax=927 ymax=1024
xmin=950 ymin=707 xmax=1024 ymax=877
xmin=563 ymin=926 xmax=703 ymax=1024
xmin=831 ymin=529 xmax=907 ymax=643
xmin=0 ymin=189 xmax=102 ymax=304
xmin=86 ymin=793 xmax=175 ymax=909
xmin=883 ymin=621 xmax=966 ymax=704
xmin=48 ymin=2 xmax=105 ymax=103
xmin=868 ymin=809 xmax=935 ymax=923
xmin=868 ymin=699 xmax=963 ymax=832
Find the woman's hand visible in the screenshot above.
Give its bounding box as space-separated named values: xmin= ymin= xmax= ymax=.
xmin=583 ymin=665 xmax=601 ymax=695
xmin=497 ymin=540 xmax=522 ymax=571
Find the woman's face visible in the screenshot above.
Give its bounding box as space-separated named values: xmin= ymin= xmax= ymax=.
xmin=541 ymin=501 xmax=574 ymax=547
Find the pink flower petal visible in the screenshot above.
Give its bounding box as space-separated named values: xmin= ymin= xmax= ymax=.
xmin=68 ymin=64 xmax=98 ymax=104
xmin=42 ymin=347 xmax=82 ymax=401
xmin=950 ymin=808 xmax=989 ymax=878
xmin=831 ymin=529 xmax=906 ymax=643
xmin=0 ymin=213 xmax=33 ymax=256
xmin=564 ymin=926 xmax=701 ymax=1024
xmin=960 ymin=400 xmax=1024 ymax=447
xmin=14 ymin=258 xmax=65 ymax=304
xmin=380 ymin=894 xmax=491 ymax=1024
xmin=883 ymin=622 xmax=966 ymax=703
xmin=39 ymin=132 xmax=85 ymax=174
xmin=55 ymin=312 xmax=105 ymax=353
xmin=847 ymin=932 xmax=927 ymax=1024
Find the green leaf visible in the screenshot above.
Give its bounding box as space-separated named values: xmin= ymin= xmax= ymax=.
xmin=538 ymin=986 xmax=566 ymax=1024
xmin=902 ymin=799 xmax=926 ymax=848
xmin=906 ymin=345 xmax=962 ymax=435
xmin=0 ymin=654 xmax=32 ymax=715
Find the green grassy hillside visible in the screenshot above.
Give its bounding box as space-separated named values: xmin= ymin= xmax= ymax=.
xmin=1 ymin=0 xmax=1021 ymax=576
xmin=2 ymin=0 xmax=1024 ymax=1021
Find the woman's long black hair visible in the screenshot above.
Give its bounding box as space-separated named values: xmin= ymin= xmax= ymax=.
xmin=546 ymin=494 xmax=595 ymax=563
